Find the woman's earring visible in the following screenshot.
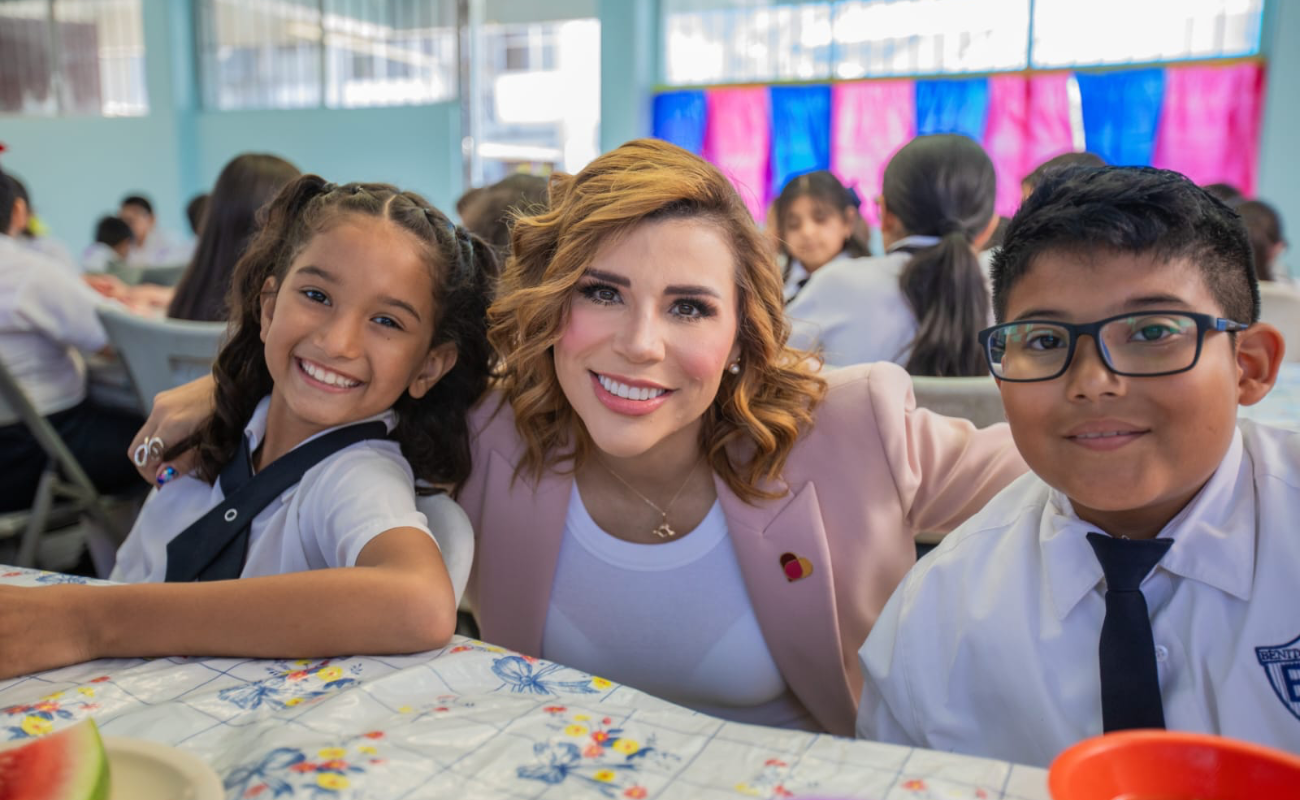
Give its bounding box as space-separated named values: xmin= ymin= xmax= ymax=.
xmin=728 ymin=362 xmax=741 ymax=375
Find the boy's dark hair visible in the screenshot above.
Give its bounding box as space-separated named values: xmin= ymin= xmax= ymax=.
xmin=992 ymin=166 xmax=1258 ymax=324
xmin=94 ymin=215 xmax=134 ymax=248
xmin=774 ymin=170 xmax=872 ymax=260
xmin=120 ymin=194 xmax=154 ymax=216
xmin=172 ymin=175 xmax=498 ymax=493
xmin=186 ymin=193 xmax=210 ymax=235
xmin=1235 ymin=199 xmax=1285 ymax=282
xmin=1023 ymin=152 xmax=1106 ymax=193
xmin=0 ymin=170 xmax=14 ymax=234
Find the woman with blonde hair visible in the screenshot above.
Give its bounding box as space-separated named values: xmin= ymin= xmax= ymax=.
xmin=132 ymin=139 xmax=1024 ymax=734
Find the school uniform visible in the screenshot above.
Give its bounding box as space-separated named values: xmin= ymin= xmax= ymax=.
xmin=126 ymin=228 xmax=193 ymax=268
xmin=786 ymin=237 xmax=994 ymax=367
xmin=857 ymin=420 xmax=1300 ymax=767
xmin=111 ymin=396 xmax=434 ymax=582
xmin=0 ymin=233 xmax=142 ymax=512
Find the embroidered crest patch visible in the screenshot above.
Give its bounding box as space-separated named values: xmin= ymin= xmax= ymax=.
xmin=1256 ymin=634 xmax=1300 ymax=722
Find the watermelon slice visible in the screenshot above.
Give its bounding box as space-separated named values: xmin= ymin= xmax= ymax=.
xmin=0 ymin=718 xmax=109 ymax=800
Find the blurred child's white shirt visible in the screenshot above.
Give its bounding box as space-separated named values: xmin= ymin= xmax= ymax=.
xmin=857 ymin=421 xmax=1300 ymax=767
xmin=126 ymin=228 xmax=193 ymax=268
xmin=0 ymin=233 xmax=112 ymax=416
xmin=786 ymin=237 xmax=994 ymax=367
xmin=111 ymin=396 xmax=434 ymax=582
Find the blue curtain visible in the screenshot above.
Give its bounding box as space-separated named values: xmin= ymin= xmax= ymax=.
xmin=1075 ymin=69 xmax=1166 ymax=166
xmin=915 ymin=77 xmax=991 ymax=141
xmin=769 ymin=85 xmax=832 ymax=197
xmin=652 ymin=91 xmax=708 ymax=155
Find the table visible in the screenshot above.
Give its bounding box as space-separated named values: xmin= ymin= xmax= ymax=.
xmin=0 ymin=567 xmax=1049 ymax=800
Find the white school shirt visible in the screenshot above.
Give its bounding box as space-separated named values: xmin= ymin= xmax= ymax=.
xmin=857 ymin=421 xmax=1300 ymax=767
xmin=786 ymin=237 xmax=994 ymax=367
xmin=126 ymin=227 xmax=193 ymax=268
xmin=111 ymin=396 xmax=434 ymax=582
xmin=0 ymin=233 xmax=113 ymax=416
xmin=542 ymin=485 xmax=817 ymax=730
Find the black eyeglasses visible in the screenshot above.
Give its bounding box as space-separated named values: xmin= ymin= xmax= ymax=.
xmin=978 ymin=311 xmax=1249 ymax=382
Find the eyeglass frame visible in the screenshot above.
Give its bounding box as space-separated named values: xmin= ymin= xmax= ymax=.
xmin=976 ymin=310 xmax=1251 ymax=383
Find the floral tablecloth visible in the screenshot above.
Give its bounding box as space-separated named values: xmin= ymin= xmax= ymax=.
xmin=0 ymin=567 xmax=1049 ymax=800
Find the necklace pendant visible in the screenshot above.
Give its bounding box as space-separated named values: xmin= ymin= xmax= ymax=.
xmin=652 ymin=522 xmax=676 ymax=539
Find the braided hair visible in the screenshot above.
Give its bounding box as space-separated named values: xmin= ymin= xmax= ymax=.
xmin=170 ymin=175 xmax=497 ymax=492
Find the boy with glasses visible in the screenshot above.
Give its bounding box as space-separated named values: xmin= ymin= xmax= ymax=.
xmin=856 ymin=166 xmax=1296 ymax=766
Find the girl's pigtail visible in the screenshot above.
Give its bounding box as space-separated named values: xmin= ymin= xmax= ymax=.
xmin=392 ymin=214 xmax=498 ymax=492
xmin=899 ymin=228 xmax=989 ymax=377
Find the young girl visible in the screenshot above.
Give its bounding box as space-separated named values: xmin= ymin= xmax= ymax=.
xmin=773 ymin=170 xmax=872 ymax=302
xmin=786 ymin=135 xmax=999 ymax=375
xmin=0 ymin=176 xmax=496 ymax=679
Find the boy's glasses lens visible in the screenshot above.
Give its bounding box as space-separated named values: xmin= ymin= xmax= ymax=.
xmin=987 ymin=314 xmax=1201 ymax=380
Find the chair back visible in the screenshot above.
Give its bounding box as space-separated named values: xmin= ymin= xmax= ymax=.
xmin=1258 ymin=282 xmax=1300 ymax=363
xmin=0 ymin=356 xmax=98 ymax=494
xmin=415 ymin=492 xmax=476 ymax=607
xmin=97 ymin=306 xmax=227 ymax=411
xmin=910 ymin=374 xmax=1006 ymax=428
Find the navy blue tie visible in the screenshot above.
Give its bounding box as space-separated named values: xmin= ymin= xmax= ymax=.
xmin=164 ymin=420 xmax=389 ymax=582
xmin=1085 ymin=532 xmax=1173 ymax=732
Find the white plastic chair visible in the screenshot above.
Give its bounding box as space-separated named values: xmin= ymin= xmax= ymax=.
xmin=415 ymin=492 xmax=476 ymax=612
xmin=1258 ymin=282 xmax=1300 ymax=363
xmin=910 ymin=374 xmax=1006 ymax=428
xmin=96 ymin=307 xmax=227 ymax=411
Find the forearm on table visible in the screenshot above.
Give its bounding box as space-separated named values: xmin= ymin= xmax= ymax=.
xmin=79 ymin=565 xmax=456 ymax=660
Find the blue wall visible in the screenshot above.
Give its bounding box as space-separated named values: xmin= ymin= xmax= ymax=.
xmin=1259 ymin=0 xmax=1300 ymax=276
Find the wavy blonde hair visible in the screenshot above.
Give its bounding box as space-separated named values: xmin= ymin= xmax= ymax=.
xmin=488 ymin=138 xmax=827 ymax=504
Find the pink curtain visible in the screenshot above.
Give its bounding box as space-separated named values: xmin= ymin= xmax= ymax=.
xmin=702 ymin=87 xmax=771 ymax=220
xmin=830 ymin=80 xmax=915 ymax=226
xmin=983 ymin=75 xmax=1030 ymax=218
xmin=1024 ymin=73 xmax=1078 ymax=175
xmin=1152 ymin=63 xmax=1265 ymax=196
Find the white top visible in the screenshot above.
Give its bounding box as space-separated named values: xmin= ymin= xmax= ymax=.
xmin=0 ymin=233 xmax=113 ymax=416
xmin=111 ymin=396 xmax=434 ymax=582
xmin=857 ymin=421 xmax=1300 ymax=767
xmin=19 ymin=235 xmax=77 ymax=274
xmin=786 ymin=237 xmax=994 ymax=368
xmin=542 ymin=484 xmax=816 ymax=730
xmin=126 ymin=227 xmax=193 ymax=268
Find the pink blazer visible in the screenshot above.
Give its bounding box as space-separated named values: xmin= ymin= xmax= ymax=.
xmin=458 ymin=362 xmax=1027 ymax=735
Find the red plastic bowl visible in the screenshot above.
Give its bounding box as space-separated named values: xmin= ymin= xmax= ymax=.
xmin=1049 ymin=730 xmax=1300 ymax=800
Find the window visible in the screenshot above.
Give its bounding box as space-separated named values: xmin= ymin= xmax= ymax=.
xmin=661 ymin=0 xmax=1266 ymax=86
xmin=0 ymin=0 xmax=147 ymax=116
xmin=1031 ymin=0 xmax=1264 ymax=68
xmin=472 ymin=17 xmax=599 ymax=185
xmin=196 ymin=0 xmax=456 ymax=111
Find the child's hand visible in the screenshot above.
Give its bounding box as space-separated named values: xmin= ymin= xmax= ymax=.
xmin=0 ymin=586 xmax=97 ymax=679
xmin=83 ymin=273 xmax=128 ymax=300
xmin=128 ymin=374 xmax=215 ymax=483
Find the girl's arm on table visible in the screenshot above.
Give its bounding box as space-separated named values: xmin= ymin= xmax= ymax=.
xmin=0 ymin=527 xmax=455 ymax=679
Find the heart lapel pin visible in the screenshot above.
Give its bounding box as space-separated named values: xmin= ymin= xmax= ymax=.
xmin=779 ymin=552 xmax=814 ymax=582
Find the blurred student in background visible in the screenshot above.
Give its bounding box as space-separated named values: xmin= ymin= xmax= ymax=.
xmin=168 ymin=154 xmax=300 ymax=323
xmin=772 ymin=170 xmax=872 ymax=303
